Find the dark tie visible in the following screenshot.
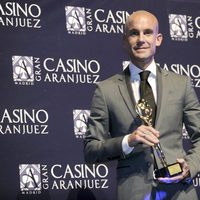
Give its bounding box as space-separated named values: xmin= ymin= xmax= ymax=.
xmin=139 ymin=71 xmax=156 ymax=126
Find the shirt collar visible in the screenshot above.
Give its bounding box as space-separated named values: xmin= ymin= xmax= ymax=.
xmin=129 ymin=60 xmax=157 ymax=81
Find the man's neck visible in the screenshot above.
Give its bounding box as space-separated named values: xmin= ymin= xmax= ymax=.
xmin=131 ymin=58 xmax=154 ymax=70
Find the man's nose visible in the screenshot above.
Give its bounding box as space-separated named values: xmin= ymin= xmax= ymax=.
xmin=137 ymin=33 xmax=145 ymax=46
xmin=138 ymin=33 xmax=145 ymax=42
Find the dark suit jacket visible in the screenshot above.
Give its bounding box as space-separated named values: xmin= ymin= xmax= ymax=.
xmin=84 ymin=66 xmax=200 ymax=200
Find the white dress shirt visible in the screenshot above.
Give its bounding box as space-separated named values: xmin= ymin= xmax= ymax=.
xmin=122 ymin=60 xmax=157 ymax=154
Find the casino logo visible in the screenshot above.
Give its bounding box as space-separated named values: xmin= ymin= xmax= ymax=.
xmin=169 ymin=14 xmax=200 ymax=41
xmin=65 ymin=6 xmax=86 ymax=35
xmin=73 ymin=109 xmax=90 ymax=138
xmin=19 ymin=164 xmax=42 ymax=194
xmin=19 ymin=164 xmax=49 ymax=195
xmin=19 ymin=163 xmax=109 ymax=192
xmin=0 ymin=108 xmax=49 ymax=135
xmin=169 ymin=14 xmax=188 ymax=41
xmin=65 ymin=6 xmax=130 ymax=35
xmin=12 ymin=55 xmax=101 ymax=85
xmin=0 ymin=2 xmax=41 ymax=29
xmin=12 ymin=56 xmax=34 ymax=85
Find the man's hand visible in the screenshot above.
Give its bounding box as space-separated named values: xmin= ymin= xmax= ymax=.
xmin=157 ymin=158 xmax=191 ymax=184
xmin=128 ymin=125 xmax=160 ymax=147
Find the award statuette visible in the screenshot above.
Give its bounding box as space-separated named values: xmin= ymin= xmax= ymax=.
xmin=135 ymin=99 xmax=183 ymax=178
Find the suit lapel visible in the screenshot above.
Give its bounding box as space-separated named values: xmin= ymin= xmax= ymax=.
xmin=117 ymin=66 xmax=170 ymax=127
xmin=155 ymin=66 xmax=169 ymax=127
xmin=117 ymin=67 xmax=138 ymax=118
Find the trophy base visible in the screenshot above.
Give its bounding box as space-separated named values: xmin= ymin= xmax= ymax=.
xmin=154 ymin=162 xmax=183 ymax=178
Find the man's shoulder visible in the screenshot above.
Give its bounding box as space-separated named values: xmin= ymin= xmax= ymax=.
xmin=97 ymin=72 xmax=124 ymax=86
xmin=160 ymin=67 xmax=188 ymax=80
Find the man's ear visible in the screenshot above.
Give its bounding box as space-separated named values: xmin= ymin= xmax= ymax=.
xmin=156 ymin=33 xmax=163 ymax=47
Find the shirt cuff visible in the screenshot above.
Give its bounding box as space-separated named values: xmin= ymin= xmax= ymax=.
xmin=122 ymin=134 xmax=134 ymax=155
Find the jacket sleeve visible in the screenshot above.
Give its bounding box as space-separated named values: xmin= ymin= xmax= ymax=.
xmin=183 ymin=77 xmax=200 ymax=178
xmin=84 ymin=84 xmax=125 ymax=163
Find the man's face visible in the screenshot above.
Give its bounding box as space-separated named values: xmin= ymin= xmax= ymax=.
xmin=124 ymin=13 xmax=163 ymax=69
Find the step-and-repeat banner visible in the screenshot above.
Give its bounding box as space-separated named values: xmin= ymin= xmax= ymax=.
xmin=0 ymin=0 xmax=200 ymax=199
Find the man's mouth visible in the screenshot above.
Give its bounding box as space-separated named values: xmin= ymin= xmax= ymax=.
xmin=134 ymin=47 xmax=148 ymax=51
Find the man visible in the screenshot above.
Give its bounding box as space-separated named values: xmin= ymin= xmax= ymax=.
xmin=84 ymin=10 xmax=200 ymax=200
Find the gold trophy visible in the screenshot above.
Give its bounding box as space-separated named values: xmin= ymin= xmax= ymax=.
xmin=135 ymin=99 xmax=183 ymax=178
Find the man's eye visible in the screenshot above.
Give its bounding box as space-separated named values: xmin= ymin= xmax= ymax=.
xmin=129 ymin=30 xmax=139 ymax=36
xmin=144 ymin=30 xmax=153 ymax=35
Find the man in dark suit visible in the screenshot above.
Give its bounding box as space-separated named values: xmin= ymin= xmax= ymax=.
xmin=84 ymin=10 xmax=200 ymax=200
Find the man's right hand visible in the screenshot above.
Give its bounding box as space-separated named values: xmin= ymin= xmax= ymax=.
xmin=128 ymin=125 xmax=160 ymax=147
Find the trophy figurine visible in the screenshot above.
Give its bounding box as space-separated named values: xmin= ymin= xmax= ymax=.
xmin=135 ymin=99 xmax=183 ymax=178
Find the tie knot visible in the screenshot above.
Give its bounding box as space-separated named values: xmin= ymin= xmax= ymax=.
xmin=139 ymin=71 xmax=150 ymax=81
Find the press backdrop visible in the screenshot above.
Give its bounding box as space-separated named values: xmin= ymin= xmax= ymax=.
xmin=0 ymin=0 xmax=200 ymax=199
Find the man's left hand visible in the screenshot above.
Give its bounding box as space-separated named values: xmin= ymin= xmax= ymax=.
xmin=157 ymin=158 xmax=191 ymax=184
